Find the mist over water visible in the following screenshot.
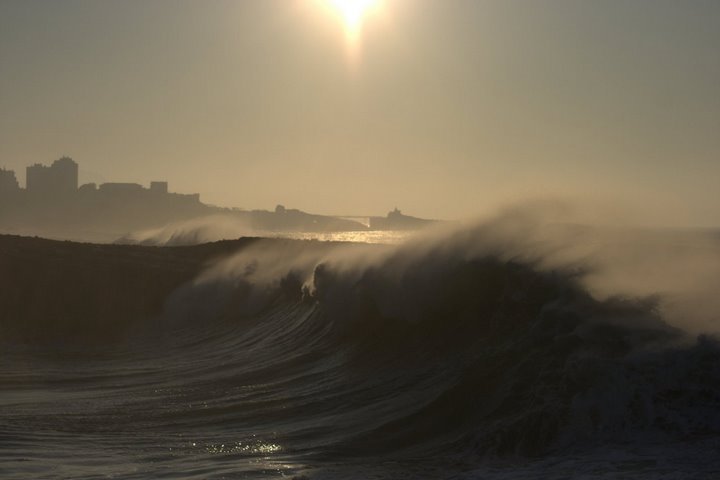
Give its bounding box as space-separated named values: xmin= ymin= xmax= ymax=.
xmin=437 ymin=203 xmax=720 ymax=334
xmin=155 ymin=200 xmax=720 ymax=335
xmin=119 ymin=214 xmax=257 ymax=246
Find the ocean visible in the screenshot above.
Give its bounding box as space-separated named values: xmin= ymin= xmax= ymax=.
xmin=1 ymin=220 xmax=720 ymax=479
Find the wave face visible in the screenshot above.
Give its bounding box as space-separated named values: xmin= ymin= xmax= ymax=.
xmin=2 ymin=227 xmax=720 ymax=479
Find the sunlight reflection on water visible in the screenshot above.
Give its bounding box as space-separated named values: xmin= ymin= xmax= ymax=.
xmin=275 ymin=230 xmax=415 ymax=244
xmin=199 ymin=440 xmax=282 ymax=455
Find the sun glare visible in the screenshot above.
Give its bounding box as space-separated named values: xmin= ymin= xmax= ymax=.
xmin=329 ymin=0 xmax=378 ymax=32
xmin=324 ymin=0 xmax=383 ymax=56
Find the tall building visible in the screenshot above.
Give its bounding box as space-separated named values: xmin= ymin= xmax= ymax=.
xmin=51 ymin=156 xmax=78 ymax=193
xmin=0 ymin=168 xmax=20 ymax=194
xmin=26 ymin=163 xmax=49 ymax=192
xmin=26 ymin=156 xmax=78 ymax=195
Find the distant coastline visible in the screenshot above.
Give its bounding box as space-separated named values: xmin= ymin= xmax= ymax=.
xmin=0 ymin=157 xmax=439 ymax=242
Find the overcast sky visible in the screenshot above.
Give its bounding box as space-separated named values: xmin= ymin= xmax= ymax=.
xmin=1 ymin=0 xmax=718 ymax=225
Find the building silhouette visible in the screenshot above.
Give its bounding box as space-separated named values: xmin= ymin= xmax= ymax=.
xmin=0 ymin=168 xmax=20 ymax=194
xmin=0 ymin=155 xmax=377 ymax=241
xmin=150 ymin=181 xmax=168 ymax=194
xmin=26 ymin=156 xmax=78 ymax=195
xmin=99 ymin=182 xmax=144 ymax=194
xmin=12 ymin=156 xmax=197 ymax=204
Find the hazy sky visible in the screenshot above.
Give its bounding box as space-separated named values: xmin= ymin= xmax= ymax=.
xmin=1 ymin=0 xmax=718 ymax=225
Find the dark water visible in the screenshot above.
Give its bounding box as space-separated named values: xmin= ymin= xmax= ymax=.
xmin=2 ymin=230 xmax=720 ymax=479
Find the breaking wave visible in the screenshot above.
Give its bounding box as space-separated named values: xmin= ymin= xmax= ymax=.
xmin=2 ymin=218 xmax=720 ymax=478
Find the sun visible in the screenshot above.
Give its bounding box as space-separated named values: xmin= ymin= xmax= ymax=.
xmin=307 ymin=0 xmax=386 ymax=63
xmin=326 ymin=0 xmax=382 ymax=45
xmin=329 ymin=0 xmax=379 ymax=32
